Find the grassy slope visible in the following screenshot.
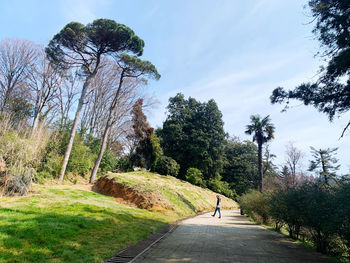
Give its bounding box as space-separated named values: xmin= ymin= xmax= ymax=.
xmin=104 ymin=171 xmax=237 ymax=216
xmin=0 ymin=171 xmax=237 ymax=263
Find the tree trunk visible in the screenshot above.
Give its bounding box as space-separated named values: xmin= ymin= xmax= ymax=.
xmin=89 ymin=70 xmax=125 ymax=184
xmin=258 ymin=142 xmax=263 ymax=192
xmin=58 ymin=75 xmax=93 ymax=183
xmin=89 ymin=120 xmax=112 ymax=183
xmin=32 ymin=114 xmax=40 ymax=131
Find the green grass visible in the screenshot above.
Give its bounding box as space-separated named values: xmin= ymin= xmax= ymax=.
xmin=0 ymin=186 xmax=170 ymax=263
xmin=0 ymin=171 xmax=237 ymax=263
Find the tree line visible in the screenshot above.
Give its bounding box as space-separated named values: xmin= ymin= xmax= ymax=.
xmin=0 ymin=19 xmax=161 ymax=195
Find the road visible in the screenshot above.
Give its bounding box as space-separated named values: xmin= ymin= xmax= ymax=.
xmin=134 ymin=210 xmax=333 ymax=263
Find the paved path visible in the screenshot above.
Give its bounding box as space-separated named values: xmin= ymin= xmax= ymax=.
xmin=135 ymin=210 xmax=333 ymax=263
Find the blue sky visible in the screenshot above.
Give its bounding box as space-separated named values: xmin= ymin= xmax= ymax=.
xmin=1 ymin=0 xmax=349 ymax=173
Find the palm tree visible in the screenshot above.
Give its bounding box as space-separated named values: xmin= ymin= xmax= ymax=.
xmin=245 ymin=115 xmax=275 ymax=192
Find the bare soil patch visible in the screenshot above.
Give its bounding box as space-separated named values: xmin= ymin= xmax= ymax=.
xmin=94 ymin=176 xmax=172 ymax=211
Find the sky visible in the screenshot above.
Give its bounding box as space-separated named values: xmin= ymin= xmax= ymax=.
xmin=0 ymin=0 xmax=349 ymax=174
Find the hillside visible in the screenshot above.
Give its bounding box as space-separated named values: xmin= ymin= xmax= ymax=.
xmin=0 ymin=171 xmax=237 ymax=263
xmin=95 ymin=171 xmax=237 ymax=217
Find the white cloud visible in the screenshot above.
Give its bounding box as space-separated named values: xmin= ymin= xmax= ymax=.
xmin=58 ymin=0 xmax=110 ymax=24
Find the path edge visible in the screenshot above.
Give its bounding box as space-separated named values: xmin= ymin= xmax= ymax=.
xmin=104 ymin=212 xmax=207 ymax=263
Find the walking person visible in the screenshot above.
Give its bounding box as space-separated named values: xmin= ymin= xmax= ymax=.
xmin=212 ymin=195 xmax=221 ymax=218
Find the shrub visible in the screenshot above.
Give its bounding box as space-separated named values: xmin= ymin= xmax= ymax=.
xmin=185 ymin=168 xmax=204 ymax=186
xmin=239 ymin=190 xmax=270 ymax=224
xmin=67 ymin=139 xmax=96 ymax=176
xmin=116 ymin=157 xmax=132 ymax=172
xmin=99 ymin=150 xmax=117 ymax=172
xmin=298 ymin=183 xmax=337 ymax=253
xmin=154 ymin=156 xmax=179 ymax=177
xmin=269 ymin=183 xmax=342 ymax=255
xmin=207 ymin=177 xmax=236 ymax=199
xmin=269 ymin=188 xmax=305 ymax=239
xmin=335 ymin=182 xmax=350 ymax=256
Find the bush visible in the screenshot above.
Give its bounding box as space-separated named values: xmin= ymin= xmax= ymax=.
xmin=335 ymin=182 xmax=350 ymax=256
xmin=207 ymin=177 xmax=236 ymax=199
xmin=269 ymin=189 xmax=305 ymax=238
xmin=239 ymin=190 xmax=270 ymax=224
xmin=67 ymin=139 xmax=96 ymax=176
xmin=269 ymin=183 xmax=342 ymax=255
xmin=116 ymin=157 xmax=132 ymax=172
xmin=154 ymin=156 xmax=179 ymax=177
xmin=185 ymin=168 xmax=204 ymax=186
xmin=298 ymin=183 xmax=337 ymax=254
xmin=99 ymin=150 xmax=117 ymax=172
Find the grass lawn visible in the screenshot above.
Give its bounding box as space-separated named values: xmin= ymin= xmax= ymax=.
xmin=0 ymin=186 xmax=171 ymax=263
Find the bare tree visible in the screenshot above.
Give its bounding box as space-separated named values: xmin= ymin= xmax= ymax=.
xmin=80 ymin=59 xmax=116 ymax=136
xmin=55 ymin=71 xmax=81 ymax=130
xmin=27 ymin=48 xmax=62 ymax=130
xmin=0 ymin=39 xmax=38 ymax=113
xmin=285 ymin=141 xmax=304 ymax=186
xmin=89 ymin=55 xmax=160 ymax=183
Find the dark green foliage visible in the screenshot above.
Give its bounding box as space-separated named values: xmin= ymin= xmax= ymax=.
xmin=246 ymin=181 xmax=350 ymax=257
xmin=335 ymin=182 xmax=350 ymax=255
xmin=271 ymin=0 xmax=350 ymax=135
xmin=115 ymin=157 xmax=132 ymax=172
xmin=159 ymin=93 xmax=226 ymax=179
xmin=99 ymin=150 xmax=117 ymax=173
xmin=119 ymin=53 xmax=161 ymax=80
xmin=221 ymin=138 xmax=258 ymax=195
xmin=269 ymin=189 xmax=306 ymax=239
xmin=46 ymin=19 xmax=144 ymax=71
xmin=308 ymin=147 xmax=340 ymax=185
xmin=153 ymin=155 xmax=179 ymax=177
xmin=129 ymin=99 xmax=161 ymax=170
xmin=84 ymin=134 xmax=101 ymax=155
xmin=245 ymin=115 xmax=275 ymax=192
xmin=185 ymin=168 xmax=204 ymax=187
xmin=298 ymin=183 xmax=337 ymax=253
xmin=207 ymin=176 xmax=237 ymax=200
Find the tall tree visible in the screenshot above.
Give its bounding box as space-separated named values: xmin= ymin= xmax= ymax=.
xmin=0 ymin=39 xmax=38 ymax=113
xmin=89 ymin=55 xmax=160 ymax=183
xmin=308 ymin=147 xmax=340 ymax=185
xmin=221 ymin=137 xmax=258 ymax=195
xmin=159 ymin=93 xmax=226 ymax=179
xmin=28 ymin=48 xmax=62 ymax=131
xmin=127 ymin=98 xmax=161 ymax=171
xmin=270 ymin=0 xmax=350 ymax=136
xmin=245 ymin=114 xmax=275 ymax=192
xmin=55 ymin=71 xmax=80 ymax=130
xmin=46 ymin=19 xmax=144 ymax=182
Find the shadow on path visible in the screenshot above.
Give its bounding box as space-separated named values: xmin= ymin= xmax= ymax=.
xmin=135 ymin=210 xmax=334 ymax=263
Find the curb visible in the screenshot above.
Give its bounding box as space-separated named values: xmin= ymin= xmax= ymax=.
xmin=104 ymin=212 xmax=207 ymax=263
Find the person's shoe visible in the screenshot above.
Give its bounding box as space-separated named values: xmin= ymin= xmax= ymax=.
xmin=219 ymin=217 xmax=221 ymax=219
xmin=211 ymin=215 xmax=214 ymax=217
